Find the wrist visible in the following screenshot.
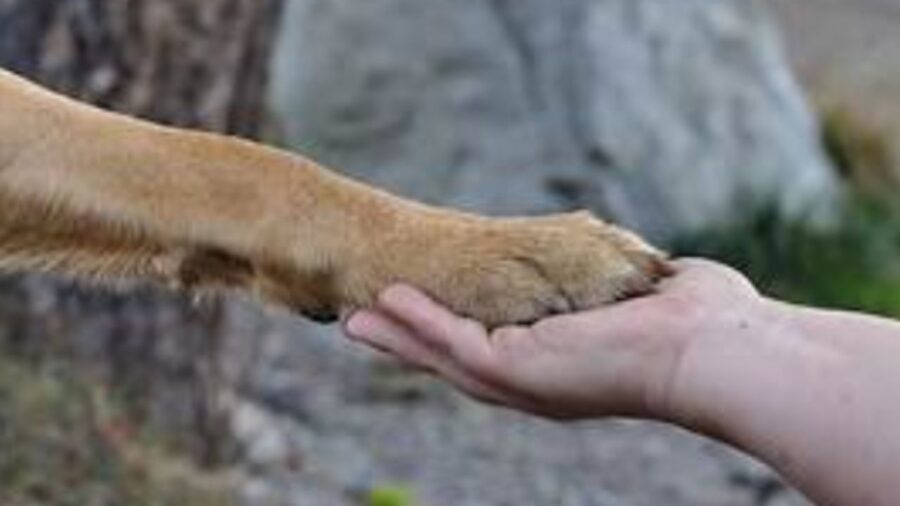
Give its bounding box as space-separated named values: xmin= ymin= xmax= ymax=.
xmin=659 ymin=295 xmax=815 ymax=441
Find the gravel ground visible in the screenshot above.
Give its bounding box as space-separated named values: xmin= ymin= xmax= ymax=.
xmin=223 ymin=303 xmax=811 ymax=506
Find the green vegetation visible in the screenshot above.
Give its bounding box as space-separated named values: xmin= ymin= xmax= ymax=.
xmin=674 ymin=197 xmax=900 ymax=318
xmin=676 ymin=98 xmax=900 ymax=319
xmin=0 ymin=355 xmax=234 ymax=506
xmin=367 ymin=485 xmax=417 ymax=506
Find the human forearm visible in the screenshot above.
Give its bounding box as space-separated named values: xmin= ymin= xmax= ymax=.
xmin=670 ymin=299 xmax=900 ymax=506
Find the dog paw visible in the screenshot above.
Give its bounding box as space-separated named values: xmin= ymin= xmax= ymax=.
xmin=350 ymin=211 xmax=672 ymax=328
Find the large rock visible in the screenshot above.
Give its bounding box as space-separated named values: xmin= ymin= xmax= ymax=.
xmin=269 ymin=0 xmax=840 ymax=241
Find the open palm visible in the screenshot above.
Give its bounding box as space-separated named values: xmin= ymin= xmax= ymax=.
xmin=344 ymin=259 xmax=762 ymax=421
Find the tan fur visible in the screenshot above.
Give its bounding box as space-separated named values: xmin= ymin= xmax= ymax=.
xmin=0 ymin=68 xmax=671 ymax=328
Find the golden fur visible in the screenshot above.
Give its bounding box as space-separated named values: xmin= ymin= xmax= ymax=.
xmin=0 ymin=68 xmax=670 ymax=327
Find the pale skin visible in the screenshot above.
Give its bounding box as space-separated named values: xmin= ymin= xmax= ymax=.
xmin=345 ymin=259 xmax=900 ymax=506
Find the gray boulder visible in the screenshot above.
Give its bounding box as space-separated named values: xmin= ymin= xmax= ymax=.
xmin=269 ymin=0 xmax=840 ymax=241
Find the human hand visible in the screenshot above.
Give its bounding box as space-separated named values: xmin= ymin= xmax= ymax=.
xmin=347 ymin=259 xmax=900 ymax=506
xmin=343 ymin=258 xmax=764 ymax=421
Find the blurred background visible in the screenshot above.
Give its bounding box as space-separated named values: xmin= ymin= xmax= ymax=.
xmin=0 ymin=0 xmax=897 ymax=505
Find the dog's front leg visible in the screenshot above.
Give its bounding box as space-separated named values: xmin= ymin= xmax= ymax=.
xmin=0 ymin=68 xmax=669 ymax=327
xmin=0 ymin=68 xmax=399 ymax=319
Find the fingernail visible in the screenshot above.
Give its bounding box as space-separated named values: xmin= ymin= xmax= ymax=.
xmin=381 ymin=284 xmax=430 ymax=310
xmin=344 ymin=311 xmax=371 ymax=340
xmin=380 ymin=284 xmax=411 ymax=306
